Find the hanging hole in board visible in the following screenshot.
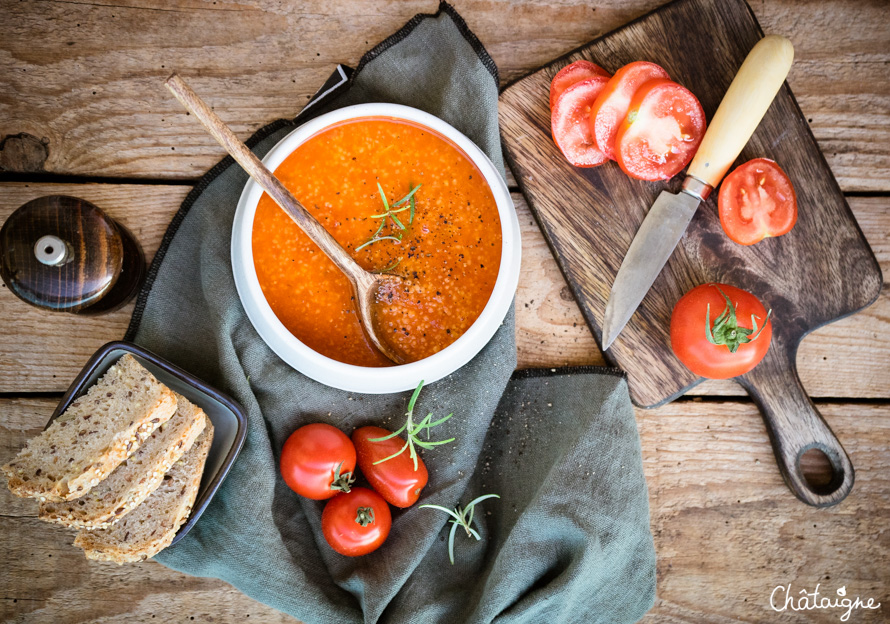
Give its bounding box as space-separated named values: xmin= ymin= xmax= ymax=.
xmin=799 ymin=447 xmax=842 ymax=495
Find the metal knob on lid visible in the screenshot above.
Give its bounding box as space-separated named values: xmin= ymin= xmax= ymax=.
xmin=34 ymin=235 xmax=71 ymax=266
xmin=0 ymin=195 xmax=145 ymax=314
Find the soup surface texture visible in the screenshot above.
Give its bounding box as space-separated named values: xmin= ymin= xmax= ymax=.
xmin=252 ymin=118 xmax=503 ymax=367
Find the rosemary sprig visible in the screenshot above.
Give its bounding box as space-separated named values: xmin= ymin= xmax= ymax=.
xmin=369 ymin=380 xmax=454 ymax=470
xmin=355 ymin=235 xmax=402 ymax=253
xmin=372 ymin=258 xmax=402 ymax=274
xmin=419 ymin=494 xmax=500 ymax=564
xmin=357 ymin=183 xmax=422 ymax=252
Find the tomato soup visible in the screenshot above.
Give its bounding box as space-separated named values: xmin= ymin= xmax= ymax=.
xmin=252 ymin=118 xmax=502 ymax=367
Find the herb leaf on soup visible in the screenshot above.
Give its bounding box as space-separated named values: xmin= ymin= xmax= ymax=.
xmin=359 ymin=183 xmax=422 ymax=260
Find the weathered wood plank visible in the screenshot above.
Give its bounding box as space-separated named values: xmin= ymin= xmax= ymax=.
xmin=0 ymin=184 xmax=189 ymax=395
xmin=2 ymin=398 xmax=887 ymax=623
xmin=0 ymin=184 xmax=887 ymax=398
xmin=0 ymin=0 xmax=887 ymax=191
xmin=638 ymin=400 xmax=890 ymax=623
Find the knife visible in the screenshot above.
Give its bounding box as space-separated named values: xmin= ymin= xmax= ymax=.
xmin=600 ymin=35 xmax=795 ymax=351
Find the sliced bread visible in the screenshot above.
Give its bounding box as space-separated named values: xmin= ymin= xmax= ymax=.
xmin=74 ymin=417 xmax=214 ymax=564
xmin=38 ymin=392 xmax=207 ymax=529
xmin=2 ymin=354 xmax=177 ymax=501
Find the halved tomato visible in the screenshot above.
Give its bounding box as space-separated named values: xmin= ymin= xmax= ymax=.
xmin=551 ymin=75 xmax=611 ymax=168
xmin=613 ymin=78 xmax=706 ymax=181
xmin=588 ymin=61 xmax=670 ymax=160
xmin=718 ymin=158 xmax=797 ymax=245
xmin=549 ymin=60 xmax=610 ymax=110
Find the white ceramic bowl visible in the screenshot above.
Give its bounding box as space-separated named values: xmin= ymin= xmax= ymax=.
xmin=231 ymin=103 xmax=520 ymax=394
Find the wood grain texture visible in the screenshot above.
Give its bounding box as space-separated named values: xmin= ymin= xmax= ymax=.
xmin=0 ymin=184 xmax=188 ymax=394
xmin=499 ymin=0 xmax=883 ymax=408
xmin=3 ymin=397 xmax=887 ymax=623
xmin=0 ymin=0 xmax=887 ymax=191
xmin=637 ymin=399 xmax=890 ymax=623
xmin=1 ymin=184 xmax=887 ymax=398
xmin=0 ymin=0 xmax=886 ymax=619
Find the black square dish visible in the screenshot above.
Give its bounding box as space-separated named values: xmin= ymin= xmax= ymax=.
xmin=48 ymin=341 xmax=247 ymax=545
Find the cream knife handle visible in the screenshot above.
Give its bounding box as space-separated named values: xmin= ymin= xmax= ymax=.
xmin=687 ymin=35 xmax=794 ymax=189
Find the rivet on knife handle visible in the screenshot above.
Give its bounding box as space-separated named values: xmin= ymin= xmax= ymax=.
xmin=686 ymin=35 xmax=794 ymax=189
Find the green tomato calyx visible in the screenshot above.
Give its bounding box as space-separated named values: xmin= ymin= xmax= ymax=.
xmin=355 ymin=506 xmax=376 ymax=527
xmin=329 ymin=462 xmax=355 ymax=494
xmin=705 ymin=286 xmax=772 ymax=353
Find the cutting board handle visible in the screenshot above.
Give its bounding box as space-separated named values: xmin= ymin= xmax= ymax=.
xmin=738 ymin=343 xmax=854 ymax=507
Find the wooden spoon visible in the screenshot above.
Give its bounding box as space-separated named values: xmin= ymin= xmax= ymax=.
xmin=164 ymin=73 xmax=404 ymax=364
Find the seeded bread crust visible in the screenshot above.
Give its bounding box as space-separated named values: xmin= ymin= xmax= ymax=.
xmin=38 ymin=393 xmax=207 ymax=529
xmin=74 ymin=417 xmax=214 ymax=564
xmin=3 ymin=354 xmax=177 ymax=501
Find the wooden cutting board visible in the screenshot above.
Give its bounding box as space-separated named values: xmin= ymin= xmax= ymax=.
xmin=499 ymin=0 xmax=882 ymax=507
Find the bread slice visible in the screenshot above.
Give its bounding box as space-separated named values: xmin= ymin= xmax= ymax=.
xmin=38 ymin=393 xmax=207 ymax=529
xmin=74 ymin=417 xmax=214 ymax=564
xmin=2 ymin=354 xmax=177 ymax=501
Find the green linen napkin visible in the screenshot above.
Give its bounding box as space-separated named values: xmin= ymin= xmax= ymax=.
xmin=125 ymin=3 xmax=655 ymax=623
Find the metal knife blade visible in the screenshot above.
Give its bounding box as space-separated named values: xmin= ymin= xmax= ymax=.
xmin=600 ymin=188 xmax=701 ymax=351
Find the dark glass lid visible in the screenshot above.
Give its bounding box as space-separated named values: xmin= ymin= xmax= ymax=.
xmin=0 ymin=195 xmax=124 ymax=312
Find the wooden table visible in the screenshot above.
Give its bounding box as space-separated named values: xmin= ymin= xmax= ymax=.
xmin=1 ymin=1 xmax=887 ymax=622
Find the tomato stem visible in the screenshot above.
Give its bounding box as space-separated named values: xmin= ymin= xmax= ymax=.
xmin=705 ymin=286 xmax=772 ymax=353
xmin=330 ymin=462 xmax=355 ymax=494
xmin=355 ymin=506 xmax=376 ymax=527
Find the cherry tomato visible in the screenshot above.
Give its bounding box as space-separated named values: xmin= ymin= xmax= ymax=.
xmin=588 ymin=61 xmax=670 ymax=160
xmin=613 ymin=78 xmax=706 ymax=181
xmin=718 ymin=158 xmax=797 ymax=245
xmin=549 ymin=60 xmax=610 ymax=110
xmin=322 ymin=487 xmax=392 ymax=557
xmin=352 ymin=426 xmax=428 ymax=508
xmin=280 ymin=423 xmax=356 ymax=500
xmin=670 ymin=283 xmax=773 ymax=379
xmin=551 ymin=76 xmax=611 ymax=168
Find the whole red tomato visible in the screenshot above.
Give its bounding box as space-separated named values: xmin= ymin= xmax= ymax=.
xmin=670 ymin=283 xmax=773 ymax=379
xmin=280 ymin=423 xmax=356 ymax=500
xmin=352 ymin=426 xmax=428 ymax=508
xmin=322 ymin=487 xmax=392 ymax=556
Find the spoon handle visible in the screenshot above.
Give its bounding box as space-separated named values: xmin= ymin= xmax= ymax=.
xmin=164 ymin=73 xmax=364 ymax=279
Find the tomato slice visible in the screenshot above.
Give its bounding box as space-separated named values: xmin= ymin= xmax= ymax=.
xmin=549 ymin=60 xmax=610 ymax=110
xmin=718 ymin=158 xmax=797 ymax=245
xmin=551 ymin=76 xmax=610 ymax=168
xmin=588 ymin=61 xmax=670 ymax=160
xmin=613 ymin=78 xmax=706 ymax=181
